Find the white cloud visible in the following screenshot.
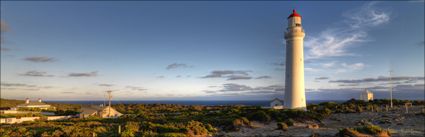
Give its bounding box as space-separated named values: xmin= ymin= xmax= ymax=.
xmin=345 ymin=2 xmax=390 ymax=29
xmin=337 ymin=62 xmax=366 ymax=73
xmin=305 ymin=2 xmax=390 ymax=60
xmin=305 ymin=67 xmax=321 ymax=72
xmin=321 ymin=61 xmax=337 ymax=68
xmin=341 ymin=62 xmax=365 ymax=70
xmin=316 ymin=61 xmax=365 ymax=74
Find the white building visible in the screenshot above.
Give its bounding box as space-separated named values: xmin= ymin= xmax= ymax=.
xmin=16 ymin=98 xmax=53 ymax=110
xmin=283 ymin=10 xmax=307 ymax=110
xmin=360 ymin=89 xmax=374 ymax=101
xmin=270 ymin=98 xmax=284 ymax=109
xmin=79 ymin=91 xmax=122 ymax=118
xmin=79 ymin=105 xmax=123 ymax=118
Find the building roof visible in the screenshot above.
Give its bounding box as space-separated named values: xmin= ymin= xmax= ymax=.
xmin=80 ymin=105 xmax=104 ymax=115
xmin=17 ymin=102 xmax=51 ymax=107
xmin=271 ymin=98 xmax=283 ymax=102
xmin=288 ymin=9 xmax=301 ymax=19
xmin=80 ymin=105 xmax=120 ymax=115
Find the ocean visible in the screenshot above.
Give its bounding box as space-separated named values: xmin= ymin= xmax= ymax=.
xmin=45 ymin=100 xmax=345 ymax=107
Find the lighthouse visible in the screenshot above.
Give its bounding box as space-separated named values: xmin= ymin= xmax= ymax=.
xmin=284 ymin=10 xmax=307 ymax=110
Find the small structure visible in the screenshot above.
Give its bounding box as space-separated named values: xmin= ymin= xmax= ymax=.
xmin=79 ymin=91 xmax=122 ymax=118
xmin=79 ymin=105 xmax=122 ymax=118
xmin=16 ymin=98 xmax=53 ymax=110
xmin=360 ymin=89 xmax=374 ymax=102
xmin=270 ymin=98 xmax=284 ymax=109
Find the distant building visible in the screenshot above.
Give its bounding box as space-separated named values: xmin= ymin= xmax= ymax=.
xmin=79 ymin=105 xmax=123 ymax=118
xmin=16 ymin=98 xmax=53 ymax=110
xmin=80 ymin=90 xmax=123 ymax=118
xmin=270 ymin=98 xmax=284 ymax=109
xmin=360 ymin=89 xmax=374 ymax=101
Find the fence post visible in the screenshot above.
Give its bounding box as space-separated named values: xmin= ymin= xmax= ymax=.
xmin=118 ymin=125 xmax=121 ymax=134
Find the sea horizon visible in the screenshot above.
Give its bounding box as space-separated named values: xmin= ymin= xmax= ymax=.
xmin=42 ymin=100 xmax=349 ymax=106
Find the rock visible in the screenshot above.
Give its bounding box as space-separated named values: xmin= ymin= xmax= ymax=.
xmin=310 ymin=132 xmax=321 ymax=137
xmin=306 ymin=123 xmax=320 ymax=129
xmin=377 ymin=119 xmax=391 ymax=124
xmin=277 ymin=122 xmax=288 ymax=131
xmin=393 ymin=116 xmax=405 ymax=122
xmin=375 ymin=130 xmax=391 ymax=137
xmin=356 ymin=119 xmax=371 ymax=126
xmin=335 ymin=128 xmax=372 ymax=137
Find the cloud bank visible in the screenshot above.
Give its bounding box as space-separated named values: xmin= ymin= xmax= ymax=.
xmin=68 ymin=71 xmax=98 ymax=77
xmin=205 ymin=83 xmax=284 ymax=96
xmin=305 ymin=2 xmax=390 ymax=60
xmin=202 ymin=70 xmax=253 ymax=81
xmin=20 ymin=71 xmax=54 ymax=77
xmin=24 ymin=56 xmax=55 ymax=63
xmin=330 ymin=76 xmax=424 ymax=84
xmin=166 ymin=63 xmax=192 ymax=70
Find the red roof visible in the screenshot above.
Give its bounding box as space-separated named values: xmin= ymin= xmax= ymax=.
xmin=288 ymin=9 xmax=301 ymax=19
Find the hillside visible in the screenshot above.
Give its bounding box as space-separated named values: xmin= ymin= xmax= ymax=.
xmin=0 ymin=99 xmax=423 ymax=136
xmin=0 ymin=98 xmax=25 ymax=108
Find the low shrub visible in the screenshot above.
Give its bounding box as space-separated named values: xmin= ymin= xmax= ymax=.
xmin=248 ymin=111 xmax=271 ymax=122
xmin=186 ymin=121 xmax=208 ymax=136
xmin=284 ymin=119 xmax=295 ymax=126
xmin=158 ymin=132 xmax=187 ymax=137
xmin=354 ymin=124 xmax=384 ymax=135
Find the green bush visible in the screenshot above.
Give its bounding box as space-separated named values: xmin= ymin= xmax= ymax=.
xmin=121 ymin=130 xmax=135 ymax=137
xmin=232 ymin=118 xmax=243 ymax=128
xmin=240 ymin=117 xmax=250 ymax=125
xmin=354 ymin=124 xmax=384 ymax=134
xmin=284 ymin=119 xmax=295 ymax=126
xmin=248 ymin=111 xmax=271 ymax=122
xmin=318 ymin=108 xmax=332 ymax=116
xmin=205 ymin=123 xmax=217 ymax=132
xmin=140 ymin=130 xmax=158 ymax=136
xmin=158 ymin=133 xmax=187 ymax=137
xmin=156 ymin=125 xmax=185 ymax=133
xmin=186 ymin=121 xmax=208 ymax=136
xmin=121 ymin=122 xmax=140 ymax=137
xmin=356 ymin=106 xmax=363 ymax=113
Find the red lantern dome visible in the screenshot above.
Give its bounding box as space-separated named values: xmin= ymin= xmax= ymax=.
xmin=288 ymin=9 xmax=301 ymax=19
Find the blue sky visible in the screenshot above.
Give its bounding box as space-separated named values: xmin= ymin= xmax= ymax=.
xmin=1 ymin=1 xmax=424 ymax=101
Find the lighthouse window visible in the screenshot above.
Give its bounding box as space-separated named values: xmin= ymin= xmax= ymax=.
xmin=296 ymin=23 xmax=301 ymax=27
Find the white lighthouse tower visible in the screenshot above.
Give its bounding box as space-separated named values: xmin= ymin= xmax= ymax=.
xmin=284 ymin=10 xmax=307 ymax=110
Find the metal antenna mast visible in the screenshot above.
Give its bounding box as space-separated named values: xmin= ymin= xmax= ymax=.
xmin=389 ymin=70 xmax=393 ymax=108
xmin=103 ymin=92 xmax=106 ymax=107
xmin=107 ymin=90 xmax=112 ymax=116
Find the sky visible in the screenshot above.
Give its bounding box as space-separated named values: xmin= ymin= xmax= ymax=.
xmin=1 ymin=1 xmax=424 ymax=101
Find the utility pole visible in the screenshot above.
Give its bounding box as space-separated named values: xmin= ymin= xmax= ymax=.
xmin=389 ymin=70 xmax=393 ymax=108
xmin=107 ymin=90 xmax=112 ymax=117
xmin=103 ymin=92 xmax=106 ymax=107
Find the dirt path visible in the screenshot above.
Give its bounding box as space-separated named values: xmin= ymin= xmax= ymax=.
xmin=322 ymin=106 xmax=425 ymax=137
xmin=217 ymin=106 xmax=424 ymax=137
